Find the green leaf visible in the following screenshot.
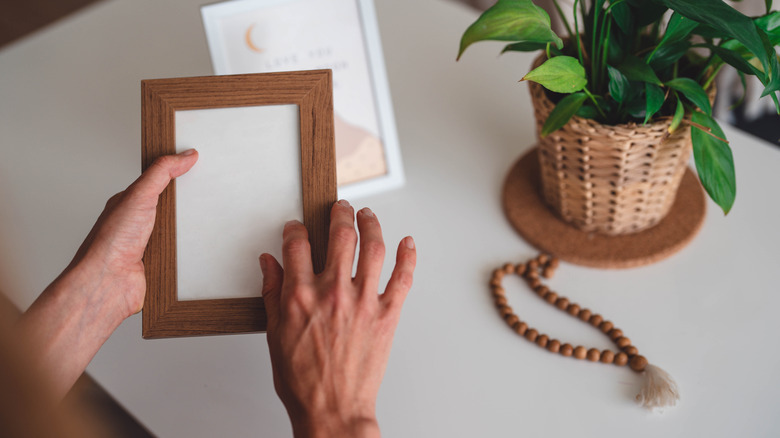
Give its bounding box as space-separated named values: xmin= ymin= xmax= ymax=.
xmin=611 ymin=2 xmax=633 ymax=35
xmin=644 ymin=84 xmax=665 ymax=124
xmin=501 ymin=42 xmax=548 ymax=53
xmin=653 ymin=0 xmax=776 ymax=89
xmin=618 ymin=55 xmax=663 ymax=85
xmin=576 ymin=103 xmax=601 ymax=119
xmin=522 ymin=56 xmax=587 ymax=93
xmin=607 ymin=65 xmax=630 ymax=104
xmin=761 ymin=50 xmax=780 ymax=98
xmin=669 ymin=96 xmax=685 ymax=133
xmin=756 ymin=11 xmax=780 ymax=34
xmin=458 ymin=0 xmax=563 ymax=60
xmin=541 ymin=92 xmax=588 ymax=137
xmin=665 ymin=78 xmax=712 ymax=116
xmin=648 ymin=12 xmax=699 ymax=66
xmin=707 ymin=44 xmax=761 ymax=76
xmin=690 ymin=112 xmax=736 ymax=214
xmin=647 ymin=40 xmax=691 ymax=70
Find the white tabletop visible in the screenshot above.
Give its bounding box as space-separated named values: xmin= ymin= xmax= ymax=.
xmin=2 ymin=0 xmax=780 ymax=436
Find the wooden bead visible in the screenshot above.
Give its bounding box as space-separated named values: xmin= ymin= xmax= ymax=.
xmin=555 ymin=297 xmax=569 ymax=310
xmin=589 ymin=314 xmax=603 ymax=326
xmin=535 ymin=285 xmax=549 ymax=296
xmin=560 ymin=343 xmax=574 ymax=357
xmin=528 ymin=260 xmax=539 ymax=272
xmin=527 ymin=277 xmax=540 ymax=288
xmin=492 ymin=269 xmax=504 ymax=280
xmin=515 ymin=263 xmax=527 ymax=276
xmin=608 ymin=328 xmax=623 ymax=340
xmin=541 ymin=267 xmax=555 ymax=278
xmin=567 ymin=303 xmax=580 ymax=316
xmin=600 ymin=350 xmax=615 ymax=364
xmin=544 ymin=291 xmax=558 ymax=304
xmin=587 ymin=348 xmax=601 ymax=362
xmin=514 ymin=321 xmax=528 ymax=336
xmin=623 ymin=346 xmax=638 ymax=356
xmin=548 ymin=257 xmax=560 ymax=269
xmin=547 ymin=339 xmax=561 ymax=353
xmin=599 ymin=320 xmax=614 ymax=333
xmin=629 ymin=355 xmax=648 ymax=372
xmin=501 ymin=308 xmax=514 ymax=320
xmin=502 ymin=263 xmax=515 ymax=274
xmin=615 ymin=336 xmax=631 ymax=348
xmin=489 ymin=277 xmax=502 ymax=288
xmin=491 ymin=286 xmax=505 ymax=297
xmin=525 ymin=328 xmax=539 ymax=342
xmin=578 ymin=308 xmax=592 ymax=321
xmin=573 ymin=346 xmax=587 ymax=359
xmin=505 ymin=313 xmax=519 ymax=326
xmin=614 ymin=352 xmax=629 ymax=366
xmin=536 ymin=334 xmax=549 ymax=348
xmin=495 ymin=296 xmax=508 ymax=307
xmin=537 ymin=254 xmax=550 ymax=265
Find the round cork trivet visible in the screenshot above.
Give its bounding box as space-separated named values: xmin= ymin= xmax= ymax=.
xmin=502 ymin=147 xmax=706 ymax=269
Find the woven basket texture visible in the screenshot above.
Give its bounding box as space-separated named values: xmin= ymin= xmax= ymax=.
xmin=529 ymin=72 xmax=694 ymax=236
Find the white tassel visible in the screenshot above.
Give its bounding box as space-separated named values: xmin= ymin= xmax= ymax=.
xmin=636 ymin=364 xmax=680 ymax=411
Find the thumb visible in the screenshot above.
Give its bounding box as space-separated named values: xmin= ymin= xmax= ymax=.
xmin=260 ymin=253 xmax=284 ymax=333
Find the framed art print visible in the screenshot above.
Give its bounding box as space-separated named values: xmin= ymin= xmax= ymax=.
xmin=141 ymin=70 xmax=336 ymax=339
xmin=201 ymin=0 xmax=404 ymax=199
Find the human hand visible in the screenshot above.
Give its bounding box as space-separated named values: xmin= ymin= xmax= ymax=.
xmin=18 ymin=149 xmax=198 ymax=399
xmin=69 ymin=149 xmax=199 ymax=318
xmin=260 ymin=200 xmax=416 ymax=438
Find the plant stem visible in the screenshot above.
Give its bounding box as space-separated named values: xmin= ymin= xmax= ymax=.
xmin=551 ymin=0 xmax=574 ymax=39
xmin=702 ymin=63 xmax=724 ymax=90
xmin=583 ymin=87 xmax=608 ymax=119
xmin=591 ymin=0 xmax=603 ymax=92
xmin=600 ymin=18 xmax=613 ymax=90
xmin=574 ymin=0 xmax=585 ymax=69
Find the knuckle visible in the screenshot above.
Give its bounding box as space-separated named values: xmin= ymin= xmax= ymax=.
xmin=331 ymin=224 xmax=357 ymax=245
xmin=283 ymin=238 xmax=311 ymax=257
xmin=152 ymin=155 xmax=176 ymax=171
xmin=395 ymin=271 xmax=415 ymax=290
xmin=361 ymin=240 xmax=385 ymax=259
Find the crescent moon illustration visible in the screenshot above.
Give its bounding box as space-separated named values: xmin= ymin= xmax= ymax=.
xmin=245 ymin=24 xmax=264 ymax=53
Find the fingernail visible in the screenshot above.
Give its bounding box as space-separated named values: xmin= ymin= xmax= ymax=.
xmin=259 ymin=254 xmax=268 ymax=274
xmin=337 ymin=199 xmax=351 ymax=208
xmin=180 ymin=148 xmax=196 ymax=156
xmin=284 ymin=219 xmax=301 ymax=228
xmin=360 ymin=207 xmax=374 ymax=217
xmin=404 ymin=236 xmax=415 ymax=249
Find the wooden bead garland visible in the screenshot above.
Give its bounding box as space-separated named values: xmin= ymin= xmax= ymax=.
xmin=489 ymin=254 xmax=680 ymax=411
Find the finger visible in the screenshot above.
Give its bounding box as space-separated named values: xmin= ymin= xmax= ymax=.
xmin=381 ymin=237 xmax=417 ymax=310
xmin=324 ymin=200 xmax=358 ymax=280
xmin=260 ymin=253 xmax=284 ymax=333
xmin=354 ymin=208 xmax=386 ymax=291
xmin=125 ymin=149 xmax=199 ymax=209
xmin=282 ymin=220 xmax=314 ymax=281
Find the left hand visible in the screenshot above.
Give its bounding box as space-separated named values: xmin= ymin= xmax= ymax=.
xmin=69 ymin=149 xmax=199 ymax=317
xmin=17 ymin=149 xmax=199 ymax=400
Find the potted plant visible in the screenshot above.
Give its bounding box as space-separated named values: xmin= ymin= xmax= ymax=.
xmin=458 ymin=0 xmax=779 ymax=235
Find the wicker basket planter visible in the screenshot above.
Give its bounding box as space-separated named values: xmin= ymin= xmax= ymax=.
xmin=529 ymin=77 xmax=695 ymax=236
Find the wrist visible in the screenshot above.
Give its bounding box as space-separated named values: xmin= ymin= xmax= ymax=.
xmin=290 ymin=412 xmax=380 ymax=438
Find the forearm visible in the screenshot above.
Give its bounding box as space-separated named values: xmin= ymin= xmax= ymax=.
xmin=16 ymin=259 xmax=130 ymax=400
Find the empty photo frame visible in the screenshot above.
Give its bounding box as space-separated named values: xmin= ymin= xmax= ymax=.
xmin=201 ymin=0 xmax=404 ymax=199
xmin=141 ymin=70 xmax=336 ymax=339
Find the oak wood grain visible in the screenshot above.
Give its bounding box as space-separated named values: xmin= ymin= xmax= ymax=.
xmin=141 ymin=70 xmax=336 ymax=339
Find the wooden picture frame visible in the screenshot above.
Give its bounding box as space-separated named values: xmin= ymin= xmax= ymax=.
xmin=141 ymin=69 xmax=336 ymax=339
